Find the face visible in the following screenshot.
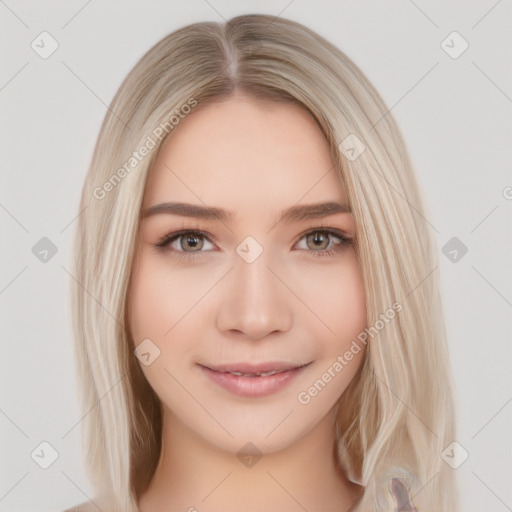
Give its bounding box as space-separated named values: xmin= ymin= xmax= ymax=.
xmin=127 ymin=93 xmax=367 ymax=454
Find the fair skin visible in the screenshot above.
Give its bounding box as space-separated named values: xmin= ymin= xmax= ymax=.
xmin=127 ymin=93 xmax=367 ymax=512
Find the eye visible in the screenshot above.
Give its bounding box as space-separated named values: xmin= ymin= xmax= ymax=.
xmin=154 ymin=229 xmax=215 ymax=260
xmin=295 ymin=228 xmax=353 ymax=257
xmin=154 ymin=227 xmax=353 ymax=261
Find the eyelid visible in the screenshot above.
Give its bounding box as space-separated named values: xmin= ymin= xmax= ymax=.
xmin=154 ymin=225 xmax=352 ymax=257
xmin=155 ymin=228 xmax=216 ymax=250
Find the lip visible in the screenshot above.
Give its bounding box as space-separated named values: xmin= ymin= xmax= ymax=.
xmin=198 ymin=361 xmax=311 ymax=398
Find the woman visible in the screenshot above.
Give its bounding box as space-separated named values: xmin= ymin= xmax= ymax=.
xmin=65 ymin=14 xmax=457 ymax=512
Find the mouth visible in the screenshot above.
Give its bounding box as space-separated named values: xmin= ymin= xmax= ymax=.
xmin=223 ymin=369 xmax=285 ymax=377
xmin=197 ymin=361 xmax=312 ymax=397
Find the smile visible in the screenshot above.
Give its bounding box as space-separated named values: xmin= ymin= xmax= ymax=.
xmin=198 ymin=361 xmax=312 ymax=398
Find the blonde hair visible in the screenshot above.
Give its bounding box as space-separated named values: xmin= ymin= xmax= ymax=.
xmin=70 ymin=14 xmax=458 ymax=511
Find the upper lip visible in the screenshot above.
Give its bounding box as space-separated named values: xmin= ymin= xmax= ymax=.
xmin=200 ymin=361 xmax=311 ymax=376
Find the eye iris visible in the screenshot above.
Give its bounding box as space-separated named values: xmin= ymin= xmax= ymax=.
xmin=307 ymin=231 xmax=329 ymax=250
xmin=181 ymin=234 xmax=203 ymax=251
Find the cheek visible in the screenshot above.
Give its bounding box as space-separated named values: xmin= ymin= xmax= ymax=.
xmin=294 ymin=256 xmax=367 ymax=409
xmin=295 ymin=251 xmax=367 ymax=398
xmin=128 ymin=262 xmax=169 ymax=345
xmin=128 ymin=254 xmax=201 ymax=344
xmin=127 ymin=256 xmax=199 ymax=397
xmin=334 ymin=262 xmax=367 ymax=338
xmin=296 ymin=251 xmax=367 ymax=340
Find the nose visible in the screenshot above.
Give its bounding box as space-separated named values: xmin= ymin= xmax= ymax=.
xmin=216 ymin=249 xmax=293 ymax=340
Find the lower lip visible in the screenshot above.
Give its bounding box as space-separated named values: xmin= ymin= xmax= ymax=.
xmin=199 ymin=365 xmax=307 ymax=397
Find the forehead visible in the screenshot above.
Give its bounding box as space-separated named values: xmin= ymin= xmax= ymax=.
xmin=142 ymin=94 xmax=347 ymax=215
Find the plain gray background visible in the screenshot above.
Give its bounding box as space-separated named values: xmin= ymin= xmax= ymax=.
xmin=1 ymin=1 xmax=511 ymax=510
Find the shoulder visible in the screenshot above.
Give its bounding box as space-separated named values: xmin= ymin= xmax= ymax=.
xmin=389 ymin=477 xmax=419 ymax=511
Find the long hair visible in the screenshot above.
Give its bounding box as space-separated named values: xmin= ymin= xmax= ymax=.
xmin=70 ymin=14 xmax=458 ymax=511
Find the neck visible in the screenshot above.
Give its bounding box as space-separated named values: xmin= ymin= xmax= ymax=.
xmin=138 ymin=406 xmax=362 ymax=512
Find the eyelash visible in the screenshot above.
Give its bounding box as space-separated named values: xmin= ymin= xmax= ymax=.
xmin=154 ymin=227 xmax=353 ymax=261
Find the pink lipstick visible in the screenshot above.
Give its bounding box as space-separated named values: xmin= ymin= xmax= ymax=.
xmin=198 ymin=361 xmax=310 ymax=398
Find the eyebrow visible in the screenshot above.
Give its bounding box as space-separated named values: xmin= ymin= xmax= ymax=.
xmin=142 ymin=201 xmax=351 ymax=222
